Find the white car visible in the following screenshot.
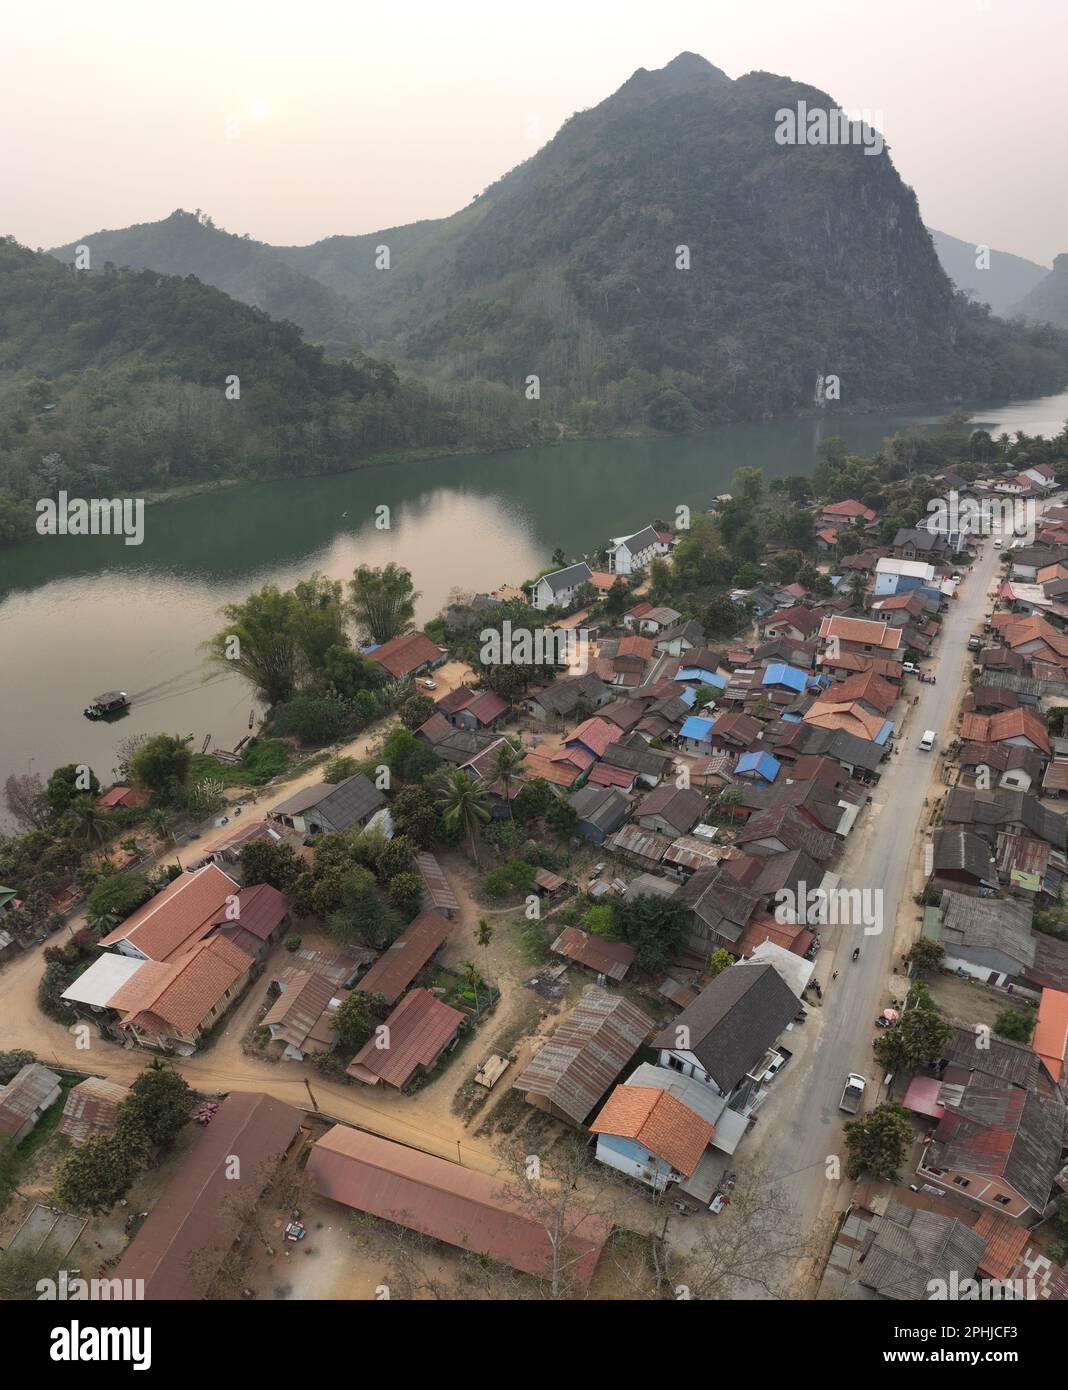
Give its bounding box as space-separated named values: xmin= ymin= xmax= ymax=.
xmin=419 ymin=679 xmax=437 ymax=690
xmin=902 ymin=661 xmax=919 ymax=675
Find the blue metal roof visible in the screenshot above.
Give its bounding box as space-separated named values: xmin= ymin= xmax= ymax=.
xmin=676 ymin=668 xmax=727 ymax=689
xmin=735 ymin=751 xmax=781 ymax=781
xmin=679 ymin=716 xmax=715 ymax=741
xmin=762 ymin=663 xmax=807 ymax=693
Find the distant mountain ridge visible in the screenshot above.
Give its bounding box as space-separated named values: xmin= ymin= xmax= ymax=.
xmin=49 ymin=211 xmax=368 ymax=356
xmin=1012 ymin=253 xmax=1068 ymax=331
xmin=926 ymin=227 xmax=1048 ymax=316
xmin=45 ymin=53 xmax=1068 ymax=426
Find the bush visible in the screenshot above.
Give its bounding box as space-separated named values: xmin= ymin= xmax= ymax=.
xmin=484 ymin=860 xmax=536 ymax=898
xmin=284 ymin=933 xmax=302 ymax=952
xmin=322 ymin=755 xmax=359 ymax=784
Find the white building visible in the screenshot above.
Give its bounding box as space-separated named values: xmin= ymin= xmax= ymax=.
xmin=606 ymin=525 xmax=662 ymax=575
xmin=528 ymin=561 xmax=593 ymax=611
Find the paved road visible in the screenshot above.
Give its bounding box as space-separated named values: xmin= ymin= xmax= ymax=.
xmin=724 ymin=533 xmax=1007 ymax=1295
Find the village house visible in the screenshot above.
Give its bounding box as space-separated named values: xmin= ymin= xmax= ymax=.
xmin=512 ymin=986 xmax=654 ymax=1126
xmin=635 ymin=785 xmax=708 ymax=838
xmin=520 ymin=672 xmax=613 ymax=722
xmin=529 ymin=561 xmax=593 ymax=610
xmin=98 ymin=863 xmax=241 ymax=962
xmin=929 ymin=891 xmax=1034 ymax=984
xmin=261 ymin=970 xmax=343 ymax=1061
xmin=818 ymin=615 xmax=905 ymax=659
xmin=819 ymin=499 xmax=876 ymax=528
xmin=436 ymin=687 xmax=510 ymax=731
xmin=366 ymin=630 xmax=447 ymax=680
xmin=551 ymin=925 xmax=635 ymax=981
xmin=56 ymin=1077 xmax=130 ymax=1146
xmin=0 ymin=1062 xmax=62 ymax=1144
xmin=210 ymin=881 xmax=291 ymax=962
xmin=347 ymin=988 xmax=464 ymax=1089
xmin=306 ymin=1125 xmax=611 ymax=1290
xmin=763 ymin=606 xmax=820 ymax=643
xmin=589 ymin=1084 xmax=714 ymax=1194
xmin=568 ymin=784 xmax=633 ymax=844
xmin=653 ymin=963 xmax=798 ymax=1121
xmin=918 ymin=1072 xmax=1067 ymax=1223
xmin=958 ymin=710 xmax=1052 ymax=759
xmin=930 ymin=828 xmax=1000 ymax=896
xmin=269 ymin=772 xmax=389 ymax=837
xmin=107 ymin=935 xmax=256 ymax=1053
xmin=943 ymin=788 xmax=1064 ymax=850
xmin=354 ymin=910 xmax=451 ymax=1005
xmin=854 ymin=1201 xmax=986 ymax=1301
xmin=656 ymin=618 xmax=707 ymax=656
xmin=956 ymin=743 xmax=1043 ymax=794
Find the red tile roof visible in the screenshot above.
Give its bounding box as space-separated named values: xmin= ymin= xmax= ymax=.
xmin=111 ymin=935 xmax=253 ymax=1035
xmin=211 ymin=881 xmax=289 ymax=941
xmin=98 ymin=864 xmax=241 ymax=962
xmin=566 ymin=717 xmax=623 ymax=758
xmin=590 ymin=1085 xmax=713 ymax=1176
xmin=367 ymin=631 xmax=442 ymax=679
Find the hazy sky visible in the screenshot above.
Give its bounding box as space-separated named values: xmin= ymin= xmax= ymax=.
xmin=4 ymin=0 xmax=1065 ymax=263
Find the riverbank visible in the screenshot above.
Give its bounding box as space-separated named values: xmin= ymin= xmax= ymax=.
xmin=3 ymin=388 xmax=1066 ymax=807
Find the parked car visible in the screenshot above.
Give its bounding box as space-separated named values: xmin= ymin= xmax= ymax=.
xmin=419 ymin=679 xmax=437 ymax=690
xmin=902 ymin=661 xmax=919 ymax=675
xmin=968 ymin=636 xmax=982 ymax=651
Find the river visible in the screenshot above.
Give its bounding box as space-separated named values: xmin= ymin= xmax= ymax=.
xmin=1 ymin=392 xmax=1066 ymax=806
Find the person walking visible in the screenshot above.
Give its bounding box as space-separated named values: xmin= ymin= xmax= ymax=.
xmin=831 ymin=970 xmax=839 ymax=981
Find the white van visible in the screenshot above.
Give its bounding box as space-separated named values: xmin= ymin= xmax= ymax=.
xmin=919 ymin=730 xmax=936 ymax=752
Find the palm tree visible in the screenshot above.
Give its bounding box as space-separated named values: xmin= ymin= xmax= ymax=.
xmin=490 ymin=739 xmax=526 ymax=819
xmin=71 ymin=800 xmax=109 ymax=847
xmin=476 ymin=918 xmax=494 ymax=951
xmin=463 ymin=959 xmax=485 ymax=1017
xmin=847 ymin=573 xmax=868 ymax=612
xmin=436 ymin=770 xmax=490 ymax=869
xmin=146 ymin=808 xmax=172 ymax=843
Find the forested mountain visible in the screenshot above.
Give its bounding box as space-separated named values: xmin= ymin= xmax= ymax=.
xmin=49 ymin=211 xmax=368 ymax=356
xmin=0 ymin=239 xmax=460 ymax=537
xmin=1012 ymin=254 xmax=1068 ymax=331
xmin=268 ymin=53 xmax=1068 ymax=424
xmin=25 ymin=51 xmax=1068 ymax=462
xmin=926 ymin=227 xmax=1048 ymax=317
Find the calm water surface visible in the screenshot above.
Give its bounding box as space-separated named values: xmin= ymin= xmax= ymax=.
xmin=2 ymin=392 xmax=1066 ymax=802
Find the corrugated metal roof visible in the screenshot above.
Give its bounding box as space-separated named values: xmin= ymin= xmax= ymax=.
xmin=513 ymin=987 xmax=654 ymax=1124
xmin=306 ymin=1125 xmax=610 ymax=1289
xmin=355 ymin=910 xmax=450 ymax=1004
xmin=551 ymin=926 xmax=635 ymax=980
xmin=347 ymin=989 xmax=464 ymax=1088
xmin=114 ymin=1092 xmax=302 ymax=1299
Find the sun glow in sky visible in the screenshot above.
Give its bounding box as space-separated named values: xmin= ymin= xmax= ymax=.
xmin=3 ymin=0 xmax=1066 ymax=263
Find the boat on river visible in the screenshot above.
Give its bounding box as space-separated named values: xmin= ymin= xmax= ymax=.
xmin=83 ymin=690 xmax=130 ymax=720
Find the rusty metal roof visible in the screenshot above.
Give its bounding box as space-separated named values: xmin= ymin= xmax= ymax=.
xmin=307 ymin=1126 xmax=611 ymax=1290
xmin=513 ymin=987 xmax=653 ymax=1125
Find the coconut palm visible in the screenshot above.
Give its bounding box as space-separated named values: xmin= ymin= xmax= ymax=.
xmin=71 ymin=800 xmax=109 ymax=847
xmin=490 ymin=739 xmax=527 ymax=819
xmin=435 ymin=770 xmax=490 ymax=869
xmin=476 ymin=918 xmax=494 ymax=951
